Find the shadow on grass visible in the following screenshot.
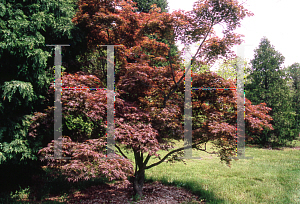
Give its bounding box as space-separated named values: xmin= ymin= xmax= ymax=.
xmin=143 ymin=174 xmax=227 ymax=204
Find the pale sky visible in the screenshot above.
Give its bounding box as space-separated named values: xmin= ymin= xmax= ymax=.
xmin=167 ymin=0 xmax=300 ymax=71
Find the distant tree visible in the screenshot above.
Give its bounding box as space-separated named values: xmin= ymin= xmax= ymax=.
xmin=215 ymin=56 xmax=252 ymax=84
xmin=245 ymin=37 xmax=297 ymax=147
xmin=285 ymin=63 xmax=300 ymax=138
xmin=131 ymin=0 xmax=169 ymax=13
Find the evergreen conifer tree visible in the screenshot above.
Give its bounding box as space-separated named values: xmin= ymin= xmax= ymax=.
xmin=245 ymin=37 xmax=297 ymax=147
xmin=0 ymin=0 xmax=88 ymax=192
xmin=285 ymin=63 xmax=300 ymax=139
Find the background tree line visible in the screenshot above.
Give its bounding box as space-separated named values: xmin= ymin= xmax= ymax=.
xmin=215 ymin=37 xmax=300 ymax=148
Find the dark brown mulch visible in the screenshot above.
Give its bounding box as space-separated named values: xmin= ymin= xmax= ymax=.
xmin=64 ymin=180 xmax=206 ymax=204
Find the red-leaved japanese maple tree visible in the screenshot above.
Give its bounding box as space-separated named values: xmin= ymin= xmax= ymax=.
xmin=30 ymin=0 xmax=274 ymax=198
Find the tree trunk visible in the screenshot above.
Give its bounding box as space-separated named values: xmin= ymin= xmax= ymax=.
xmin=130 ymin=149 xmax=146 ymax=200
xmin=132 ymin=168 xmax=145 ymax=199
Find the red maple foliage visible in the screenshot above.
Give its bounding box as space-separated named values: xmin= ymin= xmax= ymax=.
xmin=30 ymin=0 xmax=273 ymax=198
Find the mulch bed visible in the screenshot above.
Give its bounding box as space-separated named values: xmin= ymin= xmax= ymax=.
xmin=65 ymin=180 xmax=206 ymax=204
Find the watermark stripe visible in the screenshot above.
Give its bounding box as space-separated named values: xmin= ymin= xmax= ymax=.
xmin=46 ymin=44 xmax=71 ymax=160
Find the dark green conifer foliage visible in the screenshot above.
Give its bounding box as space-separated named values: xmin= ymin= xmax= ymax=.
xmin=285 ymin=63 xmax=300 ymax=138
xmin=0 ymin=0 xmax=88 ymax=168
xmin=245 ymin=37 xmax=297 ymax=147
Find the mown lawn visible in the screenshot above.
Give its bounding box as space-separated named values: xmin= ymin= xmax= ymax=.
xmin=2 ymin=139 xmax=300 ymax=203
xmin=118 ymin=139 xmax=300 ymax=204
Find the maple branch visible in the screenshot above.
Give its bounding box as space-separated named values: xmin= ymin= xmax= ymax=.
xmin=168 ymin=46 xmax=176 ymax=85
xmin=106 ymin=28 xmax=110 ymax=42
xmin=145 ymin=141 xmax=215 ymax=170
xmin=115 ymin=144 xmax=128 ymax=159
xmin=143 ymin=153 xmax=151 ymax=167
xmin=193 ymin=20 xmax=215 ymax=62
xmin=159 ymin=21 xmax=215 ymax=108
xmin=133 ymin=157 xmax=137 ymax=179
xmin=134 ymin=149 xmax=144 ymax=171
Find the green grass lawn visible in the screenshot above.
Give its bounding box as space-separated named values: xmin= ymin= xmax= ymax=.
xmin=118 ymin=139 xmax=300 ymax=204
xmin=2 ymin=139 xmax=300 ymax=203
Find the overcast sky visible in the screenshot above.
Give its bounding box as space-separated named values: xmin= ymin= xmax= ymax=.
xmin=167 ymin=0 xmax=300 ymax=71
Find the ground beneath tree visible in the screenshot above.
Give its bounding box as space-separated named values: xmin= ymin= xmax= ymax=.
xmin=60 ymin=180 xmax=206 ymax=204
xmin=27 ymin=145 xmax=300 ymax=203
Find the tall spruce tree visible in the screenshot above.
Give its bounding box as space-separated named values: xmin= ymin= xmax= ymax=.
xmin=245 ymin=37 xmax=297 ymax=147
